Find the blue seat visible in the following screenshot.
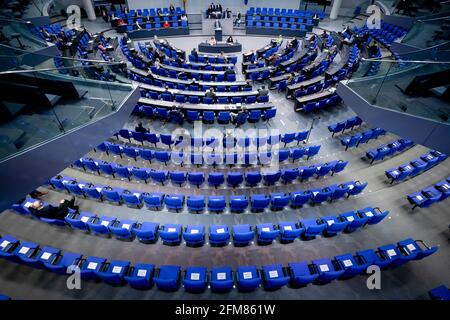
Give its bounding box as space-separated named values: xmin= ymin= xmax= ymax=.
xmin=142 ymin=192 xmax=165 ymax=210
xmin=209 ymin=224 xmax=230 ymax=246
xmin=230 ymin=195 xmax=248 ymax=213
xmin=339 ymin=211 xmax=370 ymax=232
xmin=322 ymin=215 xmax=349 ymax=236
xmin=305 ymin=145 xmax=321 ymax=159
xmin=345 ymin=181 xmax=368 ymax=197
xmin=207 ymin=172 xmax=224 ymax=188
xmin=316 ymin=162 xmax=334 ymax=178
xmin=245 ymin=171 xmax=262 ymax=187
xmin=299 ymin=166 xmax=316 ymax=181
xmin=65 ymin=181 xmax=85 ymax=197
xmin=155 ymin=151 xmax=171 ymax=165
xmin=429 ymin=285 xmax=450 ymax=300
xmin=132 ymin=167 xmax=150 ymax=183
xmin=256 ymin=223 xmax=279 ymax=245
xmin=80 ymin=256 xmax=106 ymax=280
xmin=290 ymin=148 xmax=305 ymax=162
xmin=233 ymin=224 xmax=254 ymax=246
xmin=124 ymin=263 xmax=154 ymax=289
xmin=263 ymin=171 xmax=281 ymax=186
xmin=290 ymin=191 xmax=311 ymax=208
xmin=262 ymin=264 xmax=290 ymax=290
xmin=334 ymin=253 xmax=368 ymax=279
xmin=183 ymin=225 xmax=205 ymax=246
xmin=329 ymin=183 xmax=350 ymax=201
xmin=218 ymin=111 xmax=230 ymax=124
xmin=121 ymin=190 xmax=142 ymax=208
xmin=236 ymin=266 xmax=261 ymax=291
xmin=357 ymin=207 xmax=389 ymax=225
xmin=169 ymin=171 xmax=187 ymax=187
xmin=332 ymin=160 xmax=348 ymax=175
xmin=186 ymin=196 xmax=205 ymax=213
xmin=210 ymin=266 xmax=234 ymax=292
xmin=164 ymin=194 xmax=184 ymax=212
xmin=312 ymin=258 xmax=345 ymax=283
xmin=250 ymin=194 xmax=270 ymax=212
xmin=288 ymin=261 xmax=318 ymax=287
xmin=377 ymin=244 xmax=403 ymax=268
xmin=279 ymin=221 xmax=304 ymax=243
xmin=188 ymin=172 xmax=205 ymax=188
xmin=160 ymin=224 xmax=182 ymax=245
xmin=150 ymin=170 xmax=168 ymax=185
xmin=203 ymin=111 xmax=215 ymax=124
xmin=186 ymin=110 xmax=200 ymax=122
xmin=132 ymin=221 xmax=160 ymax=242
xmin=154 ymin=265 xmax=181 ymax=291
xmin=207 ymin=196 xmax=226 ymax=213
xmin=101 ymin=187 xmax=122 ymax=204
xmin=308 ymin=187 xmax=332 ymax=204
xmin=270 ymin=193 xmax=290 ymax=210
xmin=183 ymin=266 xmax=208 ymax=293
xmin=65 ymin=211 xmax=96 ymax=230
xmin=109 ymin=219 xmax=137 ymax=240
xmin=85 ymin=214 xmax=116 ymax=234
xmin=43 ymin=251 xmax=82 ymax=275
xmin=227 ymin=172 xmax=244 ymax=188
xmin=96 ymin=260 xmax=130 ymax=285
xmin=300 ymin=218 xmax=327 ymax=239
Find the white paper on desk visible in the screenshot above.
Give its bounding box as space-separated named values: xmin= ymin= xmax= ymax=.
xmin=346 ymin=216 xmax=355 ymax=222
xmin=78 ymin=184 xmax=85 ymax=188
xmin=243 ymin=272 xmax=253 ymax=279
xmin=190 ymin=273 xmax=200 ymax=281
xmin=24 ymin=202 xmax=32 ymax=208
xmin=41 ymin=252 xmax=52 ymax=260
xmin=0 ymin=240 xmax=9 ymax=249
xmin=284 ymin=226 xmax=292 ymax=231
xmin=327 ymin=220 xmax=334 ymax=226
xmin=216 ymin=228 xmax=225 ymax=234
xmin=101 ymin=221 xmax=110 ymax=227
xmin=268 ymin=270 xmax=278 ymax=278
xmin=96 ymin=187 xmax=102 ymax=193
xmin=18 ymin=247 xmax=29 ymax=255
xmin=133 ymin=193 xmax=140 ymax=198
xmin=406 ymin=244 xmax=416 ymax=252
xmin=137 ymin=269 xmax=147 ymax=277
xmin=122 ymin=224 xmax=131 ymax=230
xmin=190 ymin=229 xmax=199 ymax=234
xmin=80 ymin=216 xmax=90 ymax=223
xmin=343 ymin=259 xmax=353 ymax=267
xmin=112 ymin=266 xmax=122 ymax=274
xmin=261 ymin=227 xmax=270 ymax=232
xmin=168 ymin=227 xmax=176 ymax=232
xmin=365 ymin=211 xmax=373 ymax=217
xmin=387 ymin=249 xmax=397 ymax=257
xmin=416 ymin=195 xmax=424 ymax=201
xmin=87 ymin=262 xmax=98 ymax=270
xmin=319 ymin=264 xmax=329 ymax=272
xmin=217 ymin=272 xmax=226 ymax=280
xmin=312 ymin=191 xmax=319 ymax=196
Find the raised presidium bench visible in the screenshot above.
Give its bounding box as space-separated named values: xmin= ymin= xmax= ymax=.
xmin=138 ymin=97 xmax=274 ymax=112
xmin=198 ymin=42 xmax=243 ymax=54
xmin=295 ymin=88 xmax=338 ymax=112
xmin=246 ymin=26 xmax=312 ymax=37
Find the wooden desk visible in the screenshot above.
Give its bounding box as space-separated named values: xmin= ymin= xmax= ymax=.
xmin=287 ymin=75 xmax=324 ymax=98
xmin=295 ymin=89 xmax=336 ymax=111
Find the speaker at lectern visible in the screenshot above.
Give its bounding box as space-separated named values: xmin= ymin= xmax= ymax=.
xmin=214 ymin=19 xmax=222 ymax=42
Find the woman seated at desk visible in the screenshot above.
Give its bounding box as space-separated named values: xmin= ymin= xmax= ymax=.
xmin=226 ymin=35 xmax=234 ymax=43
xmin=208 ymin=37 xmax=217 ymax=45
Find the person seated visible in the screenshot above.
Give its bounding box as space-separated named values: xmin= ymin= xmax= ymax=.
xmin=287 ymin=72 xmax=296 ymax=84
xmin=169 ymin=106 xmax=184 ymax=125
xmin=205 ymin=88 xmax=216 ymax=100
xmin=169 ymin=4 xmax=175 ymax=14
xmin=234 ymin=12 xmax=241 ymax=26
xmin=191 ymin=48 xmax=199 ymax=59
xmin=257 ymin=86 xmax=269 ymax=98
xmin=135 ymin=122 xmax=149 ymax=133
xmin=243 ymin=80 xmax=252 ymax=90
xmin=208 ymin=37 xmax=217 ymax=45
xmin=226 ymin=35 xmax=234 ymax=43
xmin=29 ymin=197 xmax=78 ymax=221
xmin=231 ymin=107 xmax=247 ymax=127
xmin=181 ymin=14 xmax=188 ymax=21
xmin=290 ymin=37 xmax=298 ymax=48
xmin=157 ymin=8 xmax=163 ymax=17
xmin=163 ymin=21 xmax=170 ymax=28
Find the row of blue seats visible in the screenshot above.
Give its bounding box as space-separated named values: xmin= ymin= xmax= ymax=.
xmin=115 ymin=129 xmax=313 ymax=149
xmin=49 ymin=175 xmax=369 ymax=211
xmin=99 ymin=142 xmax=319 ymax=166
xmin=248 ymin=15 xmax=314 ymax=24
xmin=366 ymin=138 xmax=414 ymax=164
xmin=299 ymin=94 xmax=342 ymax=113
xmin=124 ymin=21 xmax=188 ymax=32
xmin=429 ymin=285 xmax=450 ymax=300
xmin=150 ymin=65 xmax=234 ymax=82
xmin=0 ymin=294 xmax=11 ymax=300
xmin=73 ymin=157 xmax=348 ymax=186
xmin=247 ymin=7 xmax=324 ymax=19
xmin=294 ymin=77 xmax=334 ymax=98
xmin=327 ymin=116 xmax=363 ymax=136
xmin=0 ymin=234 xmax=436 ymax=291
xmin=140 ymin=89 xmax=268 ymax=104
xmin=13 ymin=198 xmax=388 ymax=246
xmin=188 ymin=54 xmax=238 ymax=64
xmin=111 ymin=7 xmax=186 ymax=17
xmin=133 ymin=103 xmax=276 ymax=124
xmin=386 ymin=150 xmax=447 ymax=184
xmin=160 ymin=59 xmax=230 ymax=72
xmin=407 ymin=177 xmax=449 ymax=209
xmin=340 ymin=128 xmax=387 ymax=151
xmin=247 ymin=21 xmax=312 ymax=31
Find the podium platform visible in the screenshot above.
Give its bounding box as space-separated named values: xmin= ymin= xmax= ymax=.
xmin=198 ymin=42 xmax=242 ymax=54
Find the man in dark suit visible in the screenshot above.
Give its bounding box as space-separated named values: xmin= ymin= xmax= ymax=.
xmin=29 ymin=197 xmax=78 ymax=221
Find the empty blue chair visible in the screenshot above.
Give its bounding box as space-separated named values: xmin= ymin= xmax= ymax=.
xmin=339 ymin=211 xmax=370 ymax=232
xmin=109 ymin=219 xmax=137 ymax=240
xmin=227 ymin=172 xmax=244 ymax=188
xmin=155 ymin=151 xmax=171 ymax=165
xmin=263 ymin=171 xmax=281 ymax=185
xmin=357 ymin=207 xmax=389 ymax=225
xmin=246 ymin=171 xmax=262 ymax=187
xmin=124 ymin=263 xmax=154 ymax=289
xmin=270 ymin=193 xmax=290 ymax=210
xmin=169 ymin=171 xmax=187 ymax=187
xmin=429 ymin=285 xmax=450 ymax=300
xmin=262 ymin=264 xmax=290 ymax=290
xmin=236 ymin=266 xmax=261 ymax=291
xmin=183 ymin=225 xmax=205 ymax=246
xmin=398 ymin=238 xmax=438 ymax=260
xmin=305 ymin=145 xmax=321 ymax=159
xmin=209 ymin=224 xmax=230 ymax=246
xmin=186 ymin=196 xmax=205 ymax=214
xmin=279 ymin=221 xmax=304 ymax=243
xmin=345 ymin=181 xmax=368 ymax=197
xmin=160 ymin=224 xmax=182 ymax=245
xmin=121 ymin=190 xmax=142 ymax=208
xmin=300 ymin=218 xmax=326 ymax=239
xmin=80 ymin=256 xmax=106 ymax=280
xmin=233 ymin=224 xmax=254 ymax=246
xmin=230 ymin=195 xmax=248 ymax=213
xmin=208 ymin=196 xmax=226 ymax=213
xmin=188 ymin=172 xmax=204 ymax=188
xmin=332 ymin=160 xmax=348 ymax=175
xmin=43 ymin=251 xmax=82 ymax=275
xmin=312 ymin=258 xmax=345 ymax=283
xmin=96 ymin=260 xmax=130 ymax=285
xmin=210 ymin=266 xmax=234 ymax=292
xmin=87 ymin=215 xmax=116 ymax=235
xmin=256 ymin=223 xmax=279 ymax=245
xmin=142 ymin=192 xmax=165 ymax=210
xmin=154 ymin=265 xmax=181 ymax=291
xmin=290 ymin=191 xmax=311 ymax=208
xmin=288 ymin=261 xmax=319 ymax=287
xmin=150 ymin=170 xmax=168 ymax=185
xmin=132 ymin=222 xmax=160 ymax=243
xmin=65 ymin=211 xmax=96 ymax=231
xmin=322 ymin=215 xmax=349 ymax=236
xmin=207 ymin=172 xmax=224 ymax=188
xmin=164 ymin=194 xmax=184 ymax=212
xmin=250 ymin=194 xmax=270 ymax=212
xmin=334 ymin=253 xmax=368 ymax=279
xmin=183 ymin=266 xmax=208 ymax=293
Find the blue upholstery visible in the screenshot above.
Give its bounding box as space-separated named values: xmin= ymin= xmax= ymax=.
xmin=96 ymin=260 xmax=130 ymax=285
xmin=262 ymin=264 xmax=289 ymax=290
xmin=154 ymin=265 xmax=180 ymax=291
xmin=312 ymin=258 xmax=344 ymax=283
xmin=288 ymin=261 xmax=318 ymax=287
xmin=124 ymin=263 xmax=154 ymax=289
xmin=233 ymin=224 xmax=254 ymax=246
xmin=183 ymin=266 xmax=208 ymax=293
xmin=80 ymin=256 xmax=106 ymax=280
xmin=210 ymin=266 xmax=234 ymax=292
xmin=256 ymin=223 xmax=279 ymax=245
xmin=236 ymin=266 xmax=261 ymax=291
xmin=160 ymin=224 xmax=182 ymax=245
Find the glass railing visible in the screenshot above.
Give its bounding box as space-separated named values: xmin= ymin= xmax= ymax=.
xmin=0 ymin=19 xmax=50 ymax=52
xmin=402 ymin=17 xmax=450 ymax=49
xmin=0 ymin=58 xmax=133 ymax=162
xmin=347 ymin=54 xmax=450 ymax=124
